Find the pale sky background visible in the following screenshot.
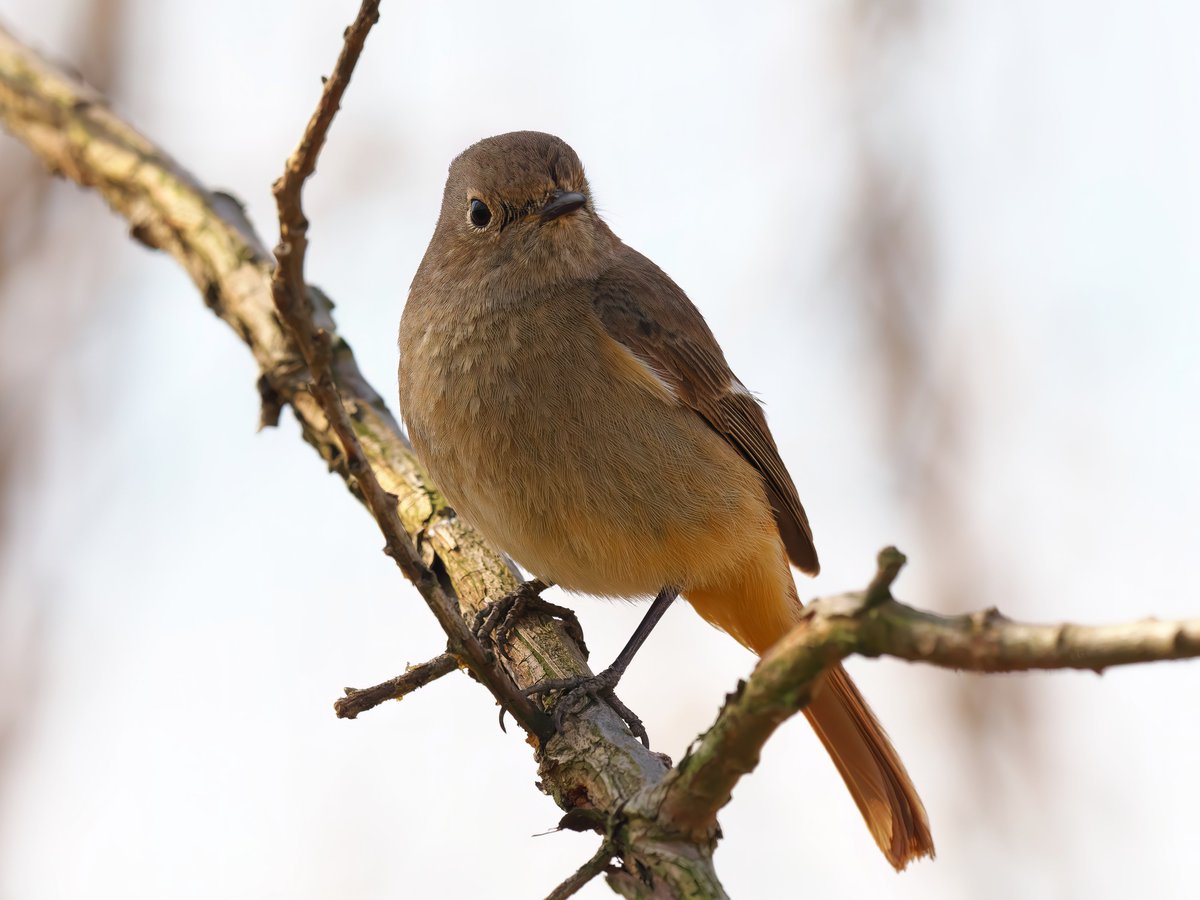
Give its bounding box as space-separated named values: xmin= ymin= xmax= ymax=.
xmin=1 ymin=2 xmax=1198 ymax=898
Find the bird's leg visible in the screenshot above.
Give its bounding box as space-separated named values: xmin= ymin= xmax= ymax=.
xmin=525 ymin=586 xmax=679 ymax=748
xmin=472 ymin=578 xmax=588 ymax=658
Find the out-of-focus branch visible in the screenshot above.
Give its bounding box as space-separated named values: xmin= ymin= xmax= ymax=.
xmin=0 ymin=0 xmax=127 ymax=808
xmin=838 ymin=5 xmax=1034 ymax=885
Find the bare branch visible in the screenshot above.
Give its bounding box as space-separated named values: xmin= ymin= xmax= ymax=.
xmin=281 ymin=2 xmax=379 ymax=196
xmin=335 ymin=652 xmax=460 ymax=719
xmin=543 ymin=839 xmax=615 ymax=900
xmin=858 ymin=599 xmax=1200 ymax=674
xmin=270 ymin=0 xmax=376 ymax=329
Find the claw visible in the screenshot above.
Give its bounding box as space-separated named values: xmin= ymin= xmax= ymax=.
xmin=508 ymin=586 xmax=677 ymax=749
xmin=524 ymin=671 xmax=649 ymax=748
xmin=473 ymin=579 xmax=589 ymax=658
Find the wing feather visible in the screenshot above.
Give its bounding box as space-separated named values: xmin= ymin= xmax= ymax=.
xmin=591 ymin=243 xmax=819 ymax=575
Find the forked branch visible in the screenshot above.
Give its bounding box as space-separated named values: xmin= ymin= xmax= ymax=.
xmin=646 ymin=548 xmax=1200 ymax=843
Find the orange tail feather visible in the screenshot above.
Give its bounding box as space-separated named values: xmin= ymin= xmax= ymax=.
xmin=804 ymin=665 xmax=934 ymax=869
xmin=685 ymin=550 xmax=934 ymax=869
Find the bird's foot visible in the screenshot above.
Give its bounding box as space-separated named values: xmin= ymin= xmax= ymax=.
xmin=525 ymin=668 xmax=649 ymax=748
xmin=472 ymin=579 xmax=588 ymax=658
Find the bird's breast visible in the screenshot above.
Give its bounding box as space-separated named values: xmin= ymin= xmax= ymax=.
xmin=398 ymin=290 xmax=773 ymax=597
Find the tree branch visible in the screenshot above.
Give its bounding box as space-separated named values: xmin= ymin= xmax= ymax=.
xmin=649 ymin=552 xmax=1200 ymax=840
xmin=543 ymin=839 xmax=615 ymax=900
xmin=857 ymin=598 xmax=1200 ymax=673
xmin=335 ymin=652 xmax=460 ymax=719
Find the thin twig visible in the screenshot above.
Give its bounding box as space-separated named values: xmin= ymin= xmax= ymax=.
xmin=863 ymin=544 xmax=906 ymax=608
xmin=335 ymin=652 xmax=460 ymax=719
xmin=271 ymin=0 xmax=379 ymax=328
xmin=266 ymin=2 xmax=549 ymax=738
xmin=543 ymin=839 xmax=616 ymax=900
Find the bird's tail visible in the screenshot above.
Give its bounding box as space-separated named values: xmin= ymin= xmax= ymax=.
xmin=685 ymin=553 xmax=935 ymax=870
xmin=802 ymin=664 xmax=934 ymax=869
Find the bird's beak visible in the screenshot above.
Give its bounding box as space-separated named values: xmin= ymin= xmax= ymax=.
xmin=539 ymin=190 xmax=587 ymax=224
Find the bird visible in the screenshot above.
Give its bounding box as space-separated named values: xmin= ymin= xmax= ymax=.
xmin=397 ymin=130 xmax=934 ymax=869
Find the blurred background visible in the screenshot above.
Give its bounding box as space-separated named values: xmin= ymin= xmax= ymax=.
xmin=2 ymin=1 xmax=1198 ymax=897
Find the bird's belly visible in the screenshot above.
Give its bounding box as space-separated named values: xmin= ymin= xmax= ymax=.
xmin=401 ymin=315 xmax=772 ymax=597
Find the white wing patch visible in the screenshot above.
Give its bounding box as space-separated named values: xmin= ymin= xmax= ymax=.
xmin=730 ymin=376 xmax=754 ymax=398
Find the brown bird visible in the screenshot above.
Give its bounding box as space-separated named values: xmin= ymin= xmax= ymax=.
xmin=398 ymin=131 xmax=934 ymax=869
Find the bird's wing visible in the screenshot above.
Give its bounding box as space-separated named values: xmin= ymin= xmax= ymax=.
xmin=590 ymin=243 xmax=819 ymax=575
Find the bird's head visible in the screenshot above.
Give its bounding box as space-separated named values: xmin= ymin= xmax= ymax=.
xmin=421 ymin=131 xmax=613 ymax=297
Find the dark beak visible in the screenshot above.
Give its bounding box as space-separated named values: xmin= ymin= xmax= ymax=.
xmin=539 ymin=190 xmax=587 ymax=223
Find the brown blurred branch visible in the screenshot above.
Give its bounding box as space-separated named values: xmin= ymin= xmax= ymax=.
xmin=838 ymin=5 xmax=1030 ymax=884
xmin=0 ymin=0 xmax=127 ymax=813
xmin=335 ymin=652 xmax=460 ymax=719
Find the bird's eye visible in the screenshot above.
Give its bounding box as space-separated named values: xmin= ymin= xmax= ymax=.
xmin=469 ymin=199 xmax=492 ymax=228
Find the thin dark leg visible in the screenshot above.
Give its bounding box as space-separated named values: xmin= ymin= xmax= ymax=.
xmin=604 ymin=585 xmax=679 ymax=683
xmin=526 ymin=586 xmax=680 ymax=747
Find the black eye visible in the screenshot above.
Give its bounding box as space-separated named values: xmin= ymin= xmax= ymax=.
xmin=469 ymin=199 xmax=492 ymax=228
